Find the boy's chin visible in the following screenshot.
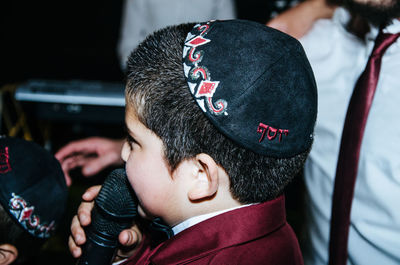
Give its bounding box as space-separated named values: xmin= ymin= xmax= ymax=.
xmin=138 ymin=205 xmax=155 ymax=221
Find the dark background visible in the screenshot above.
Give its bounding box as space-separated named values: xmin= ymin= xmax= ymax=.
xmin=1 ymin=1 xmax=303 ymax=264
xmin=1 ymin=0 xmax=289 ymax=86
xmin=1 ymin=0 xmax=124 ymax=85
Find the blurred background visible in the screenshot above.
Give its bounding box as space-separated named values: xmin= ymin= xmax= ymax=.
xmin=1 ymin=1 xmax=301 ymax=264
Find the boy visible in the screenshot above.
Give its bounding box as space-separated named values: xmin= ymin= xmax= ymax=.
xmin=70 ymin=19 xmax=317 ymax=264
xmin=0 ymin=137 xmax=68 ymax=264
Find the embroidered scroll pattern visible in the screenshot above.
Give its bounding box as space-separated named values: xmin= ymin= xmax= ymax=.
xmin=183 ymin=22 xmax=228 ymax=116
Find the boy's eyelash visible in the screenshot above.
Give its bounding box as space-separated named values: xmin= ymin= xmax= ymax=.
xmin=124 ymin=126 xmax=138 ymax=147
xmin=126 ymin=135 xmax=137 ymax=146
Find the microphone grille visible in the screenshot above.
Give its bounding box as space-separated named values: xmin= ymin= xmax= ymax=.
xmin=95 ymin=168 xmax=137 ymax=219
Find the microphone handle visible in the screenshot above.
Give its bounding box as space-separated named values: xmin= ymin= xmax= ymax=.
xmin=76 ymin=238 xmax=117 ymax=265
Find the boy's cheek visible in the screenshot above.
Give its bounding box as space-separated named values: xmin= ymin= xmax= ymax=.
xmin=125 ymin=166 xmax=137 ymax=189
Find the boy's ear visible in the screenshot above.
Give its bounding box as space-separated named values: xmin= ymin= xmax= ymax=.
xmin=188 ymin=153 xmax=219 ymax=201
xmin=0 ymin=244 xmax=18 ymax=265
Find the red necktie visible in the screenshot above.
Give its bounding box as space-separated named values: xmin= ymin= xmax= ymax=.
xmin=328 ymin=29 xmax=400 ymax=265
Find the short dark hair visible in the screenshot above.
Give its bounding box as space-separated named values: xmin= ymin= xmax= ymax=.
xmin=0 ymin=203 xmax=45 ymax=263
xmin=126 ymin=23 xmax=310 ymax=204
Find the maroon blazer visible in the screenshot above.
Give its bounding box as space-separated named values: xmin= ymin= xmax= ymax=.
xmin=122 ymin=195 xmax=303 ymax=265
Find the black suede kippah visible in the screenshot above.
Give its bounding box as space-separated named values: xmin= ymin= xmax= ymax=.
xmin=0 ymin=137 xmax=67 ymax=239
xmin=183 ymin=20 xmax=317 ymax=157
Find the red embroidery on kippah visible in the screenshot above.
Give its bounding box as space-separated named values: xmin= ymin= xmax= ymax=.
xmin=188 ymin=48 xmax=203 ymax=63
xmin=267 ymin=126 xmax=278 ymax=141
xmin=19 ymin=206 xmax=34 ymax=222
xmin=257 ymin=123 xmax=268 ymax=142
xmin=198 ymin=24 xmax=210 ymax=35
xmin=278 ymin=129 xmax=289 ymax=142
xmin=187 ymin=36 xmax=210 ymax=47
xmin=9 ymin=193 xmax=56 ymax=238
xmin=0 ymin=147 xmax=12 ymax=174
xmin=207 ymin=97 xmax=226 ymax=114
xmin=192 ymin=67 xmax=208 ymax=80
xmin=257 ymin=123 xmax=289 ymax=143
xmin=196 ymin=80 xmax=219 ymax=97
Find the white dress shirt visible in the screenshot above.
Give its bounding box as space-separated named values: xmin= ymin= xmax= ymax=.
xmin=172 ymin=204 xmax=253 ymax=235
xmin=300 ymin=8 xmax=400 ymax=265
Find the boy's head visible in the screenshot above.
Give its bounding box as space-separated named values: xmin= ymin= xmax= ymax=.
xmin=122 ymin=20 xmax=317 ymax=222
xmin=0 ymin=137 xmax=68 ymax=264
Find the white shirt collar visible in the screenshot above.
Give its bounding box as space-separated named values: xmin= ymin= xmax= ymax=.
xmin=172 ymin=204 xmax=254 ymax=235
xmin=384 ymin=18 xmax=400 ymax=34
xmin=331 ymin=8 xmax=400 ymax=58
xmin=365 ymin=19 xmax=400 ymax=41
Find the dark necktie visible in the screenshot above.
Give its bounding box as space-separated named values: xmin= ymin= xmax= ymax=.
xmin=328 ymin=29 xmax=400 ymax=265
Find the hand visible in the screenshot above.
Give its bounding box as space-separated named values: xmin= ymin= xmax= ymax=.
xmin=69 ymin=185 xmax=142 ymax=261
xmin=55 ymin=137 xmax=125 ymax=186
xmin=267 ymin=0 xmax=337 ymax=39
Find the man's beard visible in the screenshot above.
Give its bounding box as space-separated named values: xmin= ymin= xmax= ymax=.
xmin=343 ymin=0 xmax=400 ymax=26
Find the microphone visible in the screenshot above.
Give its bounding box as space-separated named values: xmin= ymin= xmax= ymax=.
xmin=77 ymin=168 xmax=138 ymax=265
